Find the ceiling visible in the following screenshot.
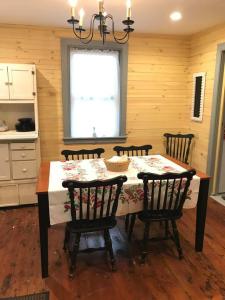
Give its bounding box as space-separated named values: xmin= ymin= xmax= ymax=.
xmin=1 ymin=0 xmax=225 ymax=35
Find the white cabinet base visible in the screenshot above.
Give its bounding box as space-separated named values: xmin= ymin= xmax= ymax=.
xmin=0 ymin=139 xmax=40 ymax=207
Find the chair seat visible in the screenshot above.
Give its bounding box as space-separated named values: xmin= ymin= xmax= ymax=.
xmin=138 ymin=210 xmax=182 ymax=222
xmin=66 ymin=217 xmax=117 ymax=233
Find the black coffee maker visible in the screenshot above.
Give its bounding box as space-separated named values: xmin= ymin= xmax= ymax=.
xmin=15 ymin=118 xmax=35 ymax=132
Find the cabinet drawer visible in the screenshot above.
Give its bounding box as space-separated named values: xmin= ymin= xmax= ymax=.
xmin=0 ymin=184 xmax=19 ymax=207
xmin=11 ymin=150 xmax=36 ymax=161
xmin=19 ymin=183 xmax=37 ymax=204
xmin=12 ymin=161 xmax=37 ymax=179
xmin=11 ymin=142 xmax=35 ymax=150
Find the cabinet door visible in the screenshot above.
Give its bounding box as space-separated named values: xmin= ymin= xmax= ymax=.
xmin=0 ymin=144 xmax=10 ymax=181
xmin=8 ymin=64 xmax=35 ymax=100
xmin=0 ymin=65 xmax=9 ymax=99
xmin=19 ymin=183 xmax=37 ymax=204
xmin=0 ymin=184 xmax=19 ymax=207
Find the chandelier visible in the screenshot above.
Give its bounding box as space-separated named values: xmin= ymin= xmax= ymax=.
xmin=67 ymin=0 xmax=134 ymax=44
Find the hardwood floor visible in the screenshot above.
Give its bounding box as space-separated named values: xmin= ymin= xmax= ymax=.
xmin=0 ymin=199 xmax=225 ymax=300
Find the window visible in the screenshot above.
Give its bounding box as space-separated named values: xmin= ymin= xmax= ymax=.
xmin=61 ymin=39 xmax=128 ymax=144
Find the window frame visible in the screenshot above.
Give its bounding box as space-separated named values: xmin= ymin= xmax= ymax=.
xmin=61 ymin=38 xmax=128 ymax=144
xmin=191 ymin=72 xmax=206 ymax=122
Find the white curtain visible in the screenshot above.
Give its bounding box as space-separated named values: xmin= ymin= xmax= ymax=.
xmin=70 ymin=49 xmax=120 ymax=138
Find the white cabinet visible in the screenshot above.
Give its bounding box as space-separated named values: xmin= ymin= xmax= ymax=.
xmin=0 ymin=64 xmax=35 ymax=100
xmin=0 ymin=63 xmax=38 ymax=140
xmin=0 ymin=63 xmax=40 ymax=207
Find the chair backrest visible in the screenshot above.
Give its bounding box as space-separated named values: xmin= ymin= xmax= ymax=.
xmin=61 ymin=148 xmax=105 ymax=161
xmin=137 ymin=170 xmax=196 ymax=217
xmin=62 ymin=176 xmax=127 ymax=221
xmin=113 ymin=145 xmax=152 ymax=157
xmin=163 ymin=133 xmax=194 ymax=164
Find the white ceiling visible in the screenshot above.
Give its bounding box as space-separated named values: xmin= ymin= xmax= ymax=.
xmin=1 ymin=0 xmax=225 ymax=35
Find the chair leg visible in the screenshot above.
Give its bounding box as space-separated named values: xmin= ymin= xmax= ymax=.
xmin=104 ymin=229 xmax=116 ymax=271
xmin=63 ymin=224 xmax=70 ymax=251
xmin=125 ymin=214 xmax=130 ymax=232
xmin=171 ymin=220 xmax=183 ymax=259
xmin=165 ymin=220 xmax=169 ymax=238
xmin=128 ymin=213 xmax=136 ymax=241
xmin=141 ymin=222 xmax=150 ymax=264
xmin=69 ymin=232 xmax=81 ymax=278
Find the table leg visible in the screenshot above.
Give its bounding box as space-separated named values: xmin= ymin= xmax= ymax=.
xmin=195 ymin=178 xmax=210 ymax=251
xmin=38 ymin=193 xmax=49 ymax=278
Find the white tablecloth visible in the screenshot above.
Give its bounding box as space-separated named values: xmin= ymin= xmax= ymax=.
xmin=48 ymin=155 xmax=200 ymax=225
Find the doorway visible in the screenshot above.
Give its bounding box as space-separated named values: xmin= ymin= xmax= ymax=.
xmin=207 ymin=43 xmax=225 ymax=196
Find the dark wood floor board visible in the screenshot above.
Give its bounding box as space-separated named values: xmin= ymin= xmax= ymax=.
xmin=174 ymin=212 xmax=225 ymax=298
xmin=179 ymin=206 xmax=225 ymax=279
xmin=1 ymin=199 xmax=225 ymax=299
xmin=0 ymin=210 xmax=24 ymax=297
xmin=14 ymin=208 xmax=40 ymax=296
xmin=130 ymin=223 xmax=207 ymax=299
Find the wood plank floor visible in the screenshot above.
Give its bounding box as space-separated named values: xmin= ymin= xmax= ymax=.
xmin=0 ymin=199 xmax=225 ymax=300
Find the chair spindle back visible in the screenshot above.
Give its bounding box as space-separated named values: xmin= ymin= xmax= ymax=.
xmin=164 ymin=133 xmax=194 ymax=164
xmin=113 ymin=145 xmax=152 ymax=157
xmin=62 ymin=176 xmax=127 ymax=222
xmin=61 ymin=148 xmax=105 ymax=161
xmin=138 ymin=170 xmax=196 ymax=216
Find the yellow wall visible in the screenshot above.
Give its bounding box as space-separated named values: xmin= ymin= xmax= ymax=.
xmin=0 ymin=24 xmax=190 ymax=161
xmin=2 ymin=22 xmax=225 ymax=172
xmin=188 ymin=24 xmax=225 ymax=172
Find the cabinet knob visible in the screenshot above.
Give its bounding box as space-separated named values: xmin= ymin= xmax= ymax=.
xmin=22 ymin=168 xmax=27 ymax=173
xmin=21 ymin=153 xmax=26 ymax=158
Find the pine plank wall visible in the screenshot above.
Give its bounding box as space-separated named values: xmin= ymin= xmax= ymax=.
xmin=188 ymin=24 xmax=225 ymax=172
xmin=0 ymin=23 xmax=225 ymax=172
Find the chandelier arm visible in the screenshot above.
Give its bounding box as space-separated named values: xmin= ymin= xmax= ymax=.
xmin=106 ymin=14 xmax=130 ymax=43
xmin=72 ymin=23 xmax=83 ymax=39
xmin=78 ymin=14 xmax=98 ymax=43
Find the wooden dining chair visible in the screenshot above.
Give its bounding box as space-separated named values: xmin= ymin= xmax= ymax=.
xmin=113 ymin=144 xmax=153 ymax=234
xmin=128 ymin=169 xmax=196 ymax=263
xmin=61 ymin=148 xmax=105 ymax=161
xmin=113 ymin=144 xmax=152 ymax=157
xmin=62 ymin=175 xmax=127 ymax=277
xmin=163 ymin=133 xmax=194 ymax=164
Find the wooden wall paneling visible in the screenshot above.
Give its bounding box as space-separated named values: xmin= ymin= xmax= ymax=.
xmin=187 ymin=23 xmax=225 ymax=172
xmin=0 ymin=24 xmax=190 ymax=162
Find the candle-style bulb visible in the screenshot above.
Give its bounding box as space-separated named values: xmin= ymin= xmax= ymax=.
xmin=79 ymin=8 xmax=85 ymax=27
xmin=68 ymin=0 xmax=77 ymax=6
xmin=68 ymin=0 xmax=78 ymax=17
xmin=98 ymin=0 xmax=104 ymax=13
xmin=126 ymin=0 xmax=132 ymax=18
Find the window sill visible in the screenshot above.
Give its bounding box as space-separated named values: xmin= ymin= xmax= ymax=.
xmin=63 ymin=136 xmax=127 ymax=145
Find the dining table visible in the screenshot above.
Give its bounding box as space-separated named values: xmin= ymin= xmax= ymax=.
xmin=36 ymin=154 xmax=210 ymax=278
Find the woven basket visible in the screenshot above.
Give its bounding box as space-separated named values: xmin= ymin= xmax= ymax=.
xmin=104 ymin=158 xmax=130 ymax=172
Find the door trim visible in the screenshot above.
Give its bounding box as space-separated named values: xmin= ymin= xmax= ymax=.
xmin=207 ymin=43 xmax=225 ymax=193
